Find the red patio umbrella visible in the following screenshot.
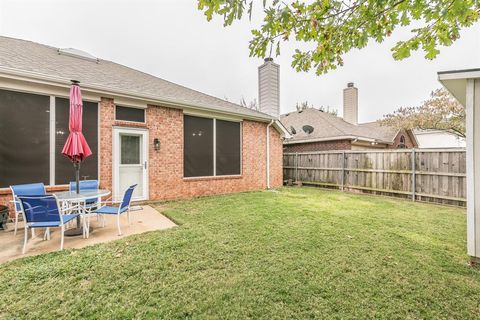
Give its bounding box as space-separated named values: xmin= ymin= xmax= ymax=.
xmin=61 ymin=80 xmax=92 ymax=194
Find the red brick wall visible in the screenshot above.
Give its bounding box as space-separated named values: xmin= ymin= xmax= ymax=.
xmin=284 ymin=140 xmax=352 ymax=153
xmin=98 ymin=99 xmax=283 ymax=201
xmin=387 ymin=130 xmax=416 ymax=149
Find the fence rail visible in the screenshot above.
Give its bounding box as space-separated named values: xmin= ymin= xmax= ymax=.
xmin=283 ymin=149 xmax=467 ymax=206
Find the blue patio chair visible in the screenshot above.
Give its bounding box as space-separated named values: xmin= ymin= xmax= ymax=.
xmin=69 ymin=180 xmax=101 ymax=210
xmin=17 ymin=195 xmax=80 ymax=254
xmin=92 ymin=185 xmax=137 ymax=236
xmin=10 ymin=183 xmax=46 ymax=236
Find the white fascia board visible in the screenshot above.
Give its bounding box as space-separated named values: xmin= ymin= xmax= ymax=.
xmin=438 ymin=69 xmax=480 ymax=81
xmin=274 ymin=120 xmax=291 ymax=138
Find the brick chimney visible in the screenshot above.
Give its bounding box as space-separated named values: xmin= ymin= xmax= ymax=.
xmin=343 ymin=82 xmax=358 ymax=125
xmin=258 ymin=58 xmax=280 ymax=118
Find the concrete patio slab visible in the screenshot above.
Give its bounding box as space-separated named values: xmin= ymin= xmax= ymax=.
xmin=0 ymin=205 xmax=176 ymax=264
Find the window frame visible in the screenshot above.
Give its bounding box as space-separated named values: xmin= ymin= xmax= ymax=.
xmin=0 ymin=87 xmax=100 ymax=189
xmin=183 ymin=114 xmax=243 ymax=179
xmin=54 ymin=97 xmax=99 ymax=185
xmin=115 ymin=105 xmax=146 ymax=124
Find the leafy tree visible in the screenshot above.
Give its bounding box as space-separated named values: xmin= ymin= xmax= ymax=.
xmin=197 ymin=0 xmax=480 ymax=74
xmin=295 ymin=101 xmax=338 ymax=115
xmin=380 ymin=88 xmax=465 ymax=137
xmin=240 ymin=96 xmax=259 ymax=110
xmin=296 ymin=100 xmax=312 ymax=111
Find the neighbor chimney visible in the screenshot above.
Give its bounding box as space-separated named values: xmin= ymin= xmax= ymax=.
xmin=343 ymin=82 xmax=358 ymax=125
xmin=258 ymin=58 xmax=280 ymax=118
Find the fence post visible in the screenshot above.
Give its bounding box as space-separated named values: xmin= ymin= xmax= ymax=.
xmin=295 ymin=152 xmax=299 ymax=183
xmin=341 ymin=151 xmax=346 ymax=191
xmin=411 ymin=148 xmax=416 ymax=201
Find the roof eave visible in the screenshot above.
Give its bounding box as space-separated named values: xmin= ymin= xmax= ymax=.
xmin=273 ymin=120 xmax=292 ymax=138
xmin=284 ymin=135 xmax=391 ymax=145
xmin=438 ymin=69 xmax=480 ymax=106
xmin=0 ymin=66 xmax=275 ymax=123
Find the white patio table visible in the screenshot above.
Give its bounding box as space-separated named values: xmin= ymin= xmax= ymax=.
xmin=54 ymin=189 xmax=111 ymax=237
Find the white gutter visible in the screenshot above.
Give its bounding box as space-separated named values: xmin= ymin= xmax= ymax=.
xmin=266 ymin=120 xmax=274 ymax=189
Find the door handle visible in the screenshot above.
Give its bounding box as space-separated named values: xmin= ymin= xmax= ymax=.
xmin=144 ymin=161 xmax=147 ymax=169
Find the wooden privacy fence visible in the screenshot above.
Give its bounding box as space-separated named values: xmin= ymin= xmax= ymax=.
xmin=283 ymin=149 xmax=467 ymax=206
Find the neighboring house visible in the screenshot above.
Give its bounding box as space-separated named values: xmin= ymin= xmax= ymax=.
xmin=281 ymin=83 xmax=417 ymax=152
xmin=413 ymin=129 xmax=466 ymax=148
xmin=0 ymin=36 xmax=288 ymax=210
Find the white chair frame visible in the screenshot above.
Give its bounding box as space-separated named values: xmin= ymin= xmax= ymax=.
xmin=10 ymin=184 xmax=46 ymax=236
xmin=19 ymin=195 xmax=81 ymax=254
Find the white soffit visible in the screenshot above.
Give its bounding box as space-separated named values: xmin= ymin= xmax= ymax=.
xmin=438 ymin=69 xmax=480 ymax=106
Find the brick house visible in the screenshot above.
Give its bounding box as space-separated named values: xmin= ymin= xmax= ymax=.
xmin=0 ymin=37 xmax=289 ymax=211
xmin=281 ymin=83 xmax=417 ymax=152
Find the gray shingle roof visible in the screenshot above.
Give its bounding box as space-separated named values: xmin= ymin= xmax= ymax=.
xmin=0 ymin=36 xmax=273 ymax=120
xmin=280 ymin=108 xmax=398 ymax=144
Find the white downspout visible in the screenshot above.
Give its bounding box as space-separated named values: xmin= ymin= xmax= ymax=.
xmin=266 ymin=120 xmax=274 ymax=189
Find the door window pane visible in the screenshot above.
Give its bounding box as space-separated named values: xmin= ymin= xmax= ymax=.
xmin=0 ymin=89 xmax=50 ymax=187
xmin=216 ymin=120 xmax=241 ymax=175
xmin=184 ymin=115 xmax=213 ymax=177
xmin=55 ymin=98 xmax=98 ymax=184
xmin=121 ymin=135 xmax=141 ymax=165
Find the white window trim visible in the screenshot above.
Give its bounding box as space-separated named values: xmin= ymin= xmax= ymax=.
xmin=49 ymin=96 xmax=55 ymax=186
xmin=183 ymin=114 xmax=243 ymax=179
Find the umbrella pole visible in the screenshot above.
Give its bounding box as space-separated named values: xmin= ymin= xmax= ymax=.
xmin=75 ymin=160 xmax=81 ymax=228
xmin=75 ymin=161 xmax=80 ymax=194
xmin=66 ymin=160 xmax=84 ymax=236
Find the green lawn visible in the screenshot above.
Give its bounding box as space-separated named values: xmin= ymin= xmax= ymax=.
xmin=1 ymin=187 xmax=479 ymax=319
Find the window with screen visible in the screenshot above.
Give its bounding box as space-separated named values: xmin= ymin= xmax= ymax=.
xmin=184 ymin=115 xmax=214 ymax=177
xmin=216 ymin=120 xmax=241 ymax=175
xmin=183 ymin=115 xmax=241 ymax=178
xmin=115 ymin=105 xmax=145 ymax=123
xmin=55 ymin=98 xmax=98 ymax=184
xmin=0 ymin=89 xmax=50 ymax=187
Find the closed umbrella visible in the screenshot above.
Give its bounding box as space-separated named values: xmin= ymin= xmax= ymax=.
xmin=61 ymin=80 xmax=92 ymax=236
xmin=62 ymin=80 xmax=92 ymax=193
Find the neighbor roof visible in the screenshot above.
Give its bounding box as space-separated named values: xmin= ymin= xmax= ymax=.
xmin=0 ymin=36 xmax=273 ymax=121
xmin=280 ymin=108 xmax=399 ymax=144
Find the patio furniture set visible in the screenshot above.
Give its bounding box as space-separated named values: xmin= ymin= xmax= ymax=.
xmin=9 ymin=180 xmax=137 ymax=254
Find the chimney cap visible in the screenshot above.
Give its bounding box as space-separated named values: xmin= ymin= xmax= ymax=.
xmin=347 ymin=82 xmax=355 ymax=88
xmin=264 ymin=57 xmax=274 ymax=62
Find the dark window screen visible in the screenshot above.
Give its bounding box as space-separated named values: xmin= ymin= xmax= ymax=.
xmin=0 ymin=89 xmax=50 ymax=187
xmin=55 ymin=98 xmax=98 ymax=184
xmin=116 ymin=106 xmax=145 ymax=122
xmin=216 ymin=120 xmax=241 ymax=175
xmin=184 ymin=115 xmax=213 ymax=177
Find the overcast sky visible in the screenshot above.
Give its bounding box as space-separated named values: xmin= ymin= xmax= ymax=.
xmin=0 ymin=0 xmax=478 ymax=122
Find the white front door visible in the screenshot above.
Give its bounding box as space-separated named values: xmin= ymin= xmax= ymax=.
xmin=113 ymin=127 xmax=148 ymax=201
